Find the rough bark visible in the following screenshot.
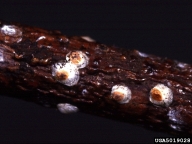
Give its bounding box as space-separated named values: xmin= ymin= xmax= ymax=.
xmin=0 ymin=21 xmax=192 ymax=136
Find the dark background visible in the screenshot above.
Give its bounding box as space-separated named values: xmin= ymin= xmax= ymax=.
xmin=0 ymin=0 xmax=192 ymax=143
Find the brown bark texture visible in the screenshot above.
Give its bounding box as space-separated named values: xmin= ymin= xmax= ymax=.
xmin=0 ymin=21 xmax=192 ymax=136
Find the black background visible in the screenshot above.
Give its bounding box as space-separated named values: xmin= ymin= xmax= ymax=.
xmin=0 ymin=0 xmax=192 ymax=143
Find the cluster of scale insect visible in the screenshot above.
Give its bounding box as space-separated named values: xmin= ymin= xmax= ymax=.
xmin=51 ymin=45 xmax=173 ymax=108
xmin=52 ymin=51 xmax=89 ymax=86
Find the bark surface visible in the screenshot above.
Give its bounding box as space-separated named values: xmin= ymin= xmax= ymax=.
xmin=0 ymin=21 xmax=192 ymax=136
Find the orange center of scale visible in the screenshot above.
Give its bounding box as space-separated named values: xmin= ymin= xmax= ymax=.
xmin=55 ymin=70 xmax=69 ymax=81
xmin=150 ymin=88 xmax=162 ymax=101
xmin=70 ymin=52 xmax=81 ymax=65
xmin=112 ymin=91 xmax=124 ymax=102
